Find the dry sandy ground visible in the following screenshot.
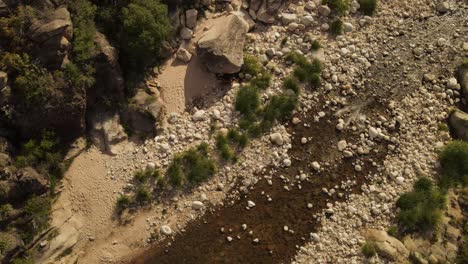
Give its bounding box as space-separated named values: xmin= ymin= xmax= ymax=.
xmin=157 ymin=17 xmax=224 ymax=113
xmin=40 ymin=17 xmax=229 ymax=264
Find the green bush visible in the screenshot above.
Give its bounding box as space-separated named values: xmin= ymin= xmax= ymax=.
xmin=135 ymin=186 xmax=151 ymax=203
xmin=439 ymin=141 xmax=468 ymax=189
xmin=250 ymin=72 xmax=272 ymax=89
xmin=0 ymin=6 xmax=34 ymax=52
xmin=358 ymin=0 xmax=377 ymax=15
xmin=362 ymin=241 xmax=377 ymax=257
xmin=227 ymin=129 xmax=248 ymax=148
xmin=311 ymin=40 xmax=321 ymax=51
xmin=235 ymin=85 xmax=260 ymax=118
xmin=396 ymin=177 xmax=446 ymax=232
xmin=0 ymin=204 xmax=12 ymax=219
xmin=121 ymin=0 xmax=172 ymax=71
xmin=283 ymin=77 xmax=300 ymax=94
xmin=387 ymin=226 xmax=398 ymax=237
xmin=19 ymin=196 xmax=51 ymax=243
xmin=243 ymin=54 xmax=263 ymax=76
xmin=167 ymin=158 xmax=184 ymax=186
xmin=134 ymin=168 xmax=160 ymax=183
xmin=16 ymin=131 xmax=63 ymax=183
xmin=0 ymin=234 xmax=9 ymax=255
xmin=323 ymin=0 xmax=349 ymax=16
xmin=329 ymin=19 xmax=343 ymax=36
xmin=167 ymin=143 xmax=216 ymax=186
xmin=116 ymin=194 xmax=131 ymax=210
xmin=262 ymin=94 xmax=297 ymax=125
xmin=68 ymin=0 xmax=97 ymax=63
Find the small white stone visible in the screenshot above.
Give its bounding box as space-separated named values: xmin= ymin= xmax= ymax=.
xmin=247 ymin=200 xmax=256 ymax=208
xmin=160 ymin=225 xmax=172 ymax=235
xmin=337 ymin=140 xmax=347 ymax=151
xmin=192 ymin=201 xmax=205 ymax=210
xmin=311 ymin=161 xmax=321 ymax=171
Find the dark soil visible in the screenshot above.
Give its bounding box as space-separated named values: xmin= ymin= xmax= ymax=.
xmin=131 ymin=109 xmax=388 ymax=264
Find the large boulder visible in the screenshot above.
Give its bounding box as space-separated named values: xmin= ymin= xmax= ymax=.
xmin=197 ymin=14 xmax=249 ymax=74
xmin=89 ymin=32 xmax=125 ymax=107
xmin=363 ymin=229 xmax=409 ymax=262
xmin=449 ymin=109 xmax=468 ymax=141
xmin=458 ymin=65 xmax=468 ymax=102
xmin=122 ymin=90 xmax=165 ymax=137
xmin=7 ymin=167 xmax=49 ymax=201
xmin=28 ymin=6 xmax=73 ymax=69
xmin=250 ymin=0 xmax=285 ymax=23
xmin=90 ymin=113 xmax=127 ymax=155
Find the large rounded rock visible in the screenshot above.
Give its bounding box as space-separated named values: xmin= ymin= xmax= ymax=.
xmin=458 ymin=66 xmax=468 ymax=102
xmin=197 ymin=14 xmax=249 ymax=74
xmin=449 ymin=109 xmax=468 ymax=141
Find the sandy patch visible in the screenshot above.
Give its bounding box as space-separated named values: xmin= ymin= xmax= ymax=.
xmin=157 ymin=18 xmax=226 ymax=114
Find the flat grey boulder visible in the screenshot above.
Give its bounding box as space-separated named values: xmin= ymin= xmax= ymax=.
xmin=197 ymin=14 xmax=249 ymax=74
xmin=449 ymin=109 xmax=468 ymax=141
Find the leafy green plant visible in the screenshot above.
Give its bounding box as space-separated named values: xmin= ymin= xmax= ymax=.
xmin=18 ymin=196 xmax=51 ymax=243
xmin=439 ymin=141 xmax=468 ymax=189
xmin=242 ymin=54 xmax=263 ymax=76
xmin=0 ymin=234 xmax=9 ymax=255
xmin=387 ymin=226 xmax=398 ymax=237
xmin=68 ymin=0 xmax=97 ymax=63
xmin=329 ymin=19 xmax=343 ymax=36
xmin=134 ymin=168 xmax=160 ymax=184
xmin=135 ymin=186 xmax=151 ymax=203
xmin=396 ymin=177 xmax=446 ymax=232
xmin=311 ymin=40 xmax=321 ymax=51
xmin=116 ymin=194 xmax=131 ymax=210
xmin=358 ymin=0 xmax=377 ymax=15
xmin=250 ymin=72 xmax=272 ymax=89
xmin=283 ymin=77 xmax=300 ymax=93
xmin=235 ymin=85 xmax=260 ymax=118
xmin=362 ymin=241 xmax=377 ymax=257
xmin=121 ymin=0 xmax=172 ymax=71
xmin=167 ymin=143 xmax=216 ymax=187
xmin=323 ymin=0 xmax=349 ymax=16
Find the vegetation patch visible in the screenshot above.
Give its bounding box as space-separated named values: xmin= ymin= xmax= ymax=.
xmin=362 ymin=241 xmax=377 ymax=258
xmin=329 ymin=19 xmax=343 ymax=36
xmin=215 ymin=129 xmax=248 ymax=162
xmin=396 ymin=177 xmax=446 ymax=232
xmin=358 ymin=0 xmax=378 ymax=16
xmin=323 ymin=0 xmax=349 ymax=16
xmin=439 ymin=141 xmax=468 ymax=189
xmin=167 ymin=143 xmax=216 ymax=187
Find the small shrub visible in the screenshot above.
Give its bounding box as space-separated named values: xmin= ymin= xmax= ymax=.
xmin=235 ymin=85 xmax=260 ymax=118
xmin=387 ymin=226 xmax=398 ymax=237
xmin=134 ymin=168 xmax=160 ymax=184
xmin=437 ymin=123 xmax=449 ymax=132
xmin=293 ymin=67 xmax=308 ymax=82
xmin=311 ymin=40 xmax=321 ymax=51
xmin=283 ymin=77 xmax=300 ymax=93
xmin=323 ymin=0 xmax=349 ymax=16
xmin=216 ymin=133 xmax=235 ymax=161
xmin=309 ymin=72 xmax=321 ymax=87
xmin=361 ymin=241 xmax=377 ymax=258
xmin=0 ymin=204 xmax=12 ymax=219
xmin=19 ymin=196 xmax=51 ymax=242
xmin=439 ymin=141 xmax=468 ymax=189
xmin=166 ymin=143 xmax=216 ymax=186
xmin=262 ymin=94 xmax=298 ymax=127
xmin=135 ymin=186 xmax=151 ymax=203
xmin=329 ymin=19 xmax=343 ymax=36
xmin=116 ymin=195 xmax=131 ymax=210
xmin=250 ymin=72 xmax=272 ymax=89
xmin=0 ymin=234 xmax=9 ymax=255
xmin=227 ymin=129 xmax=248 ymax=148
xmin=396 ymin=177 xmax=446 ymax=232
xmin=358 ymin=0 xmax=377 ymax=16
xmin=167 ymin=158 xmax=184 ymax=186
xmin=242 ymin=54 xmax=263 ymax=76
xmin=281 ymin=37 xmax=288 ymax=46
